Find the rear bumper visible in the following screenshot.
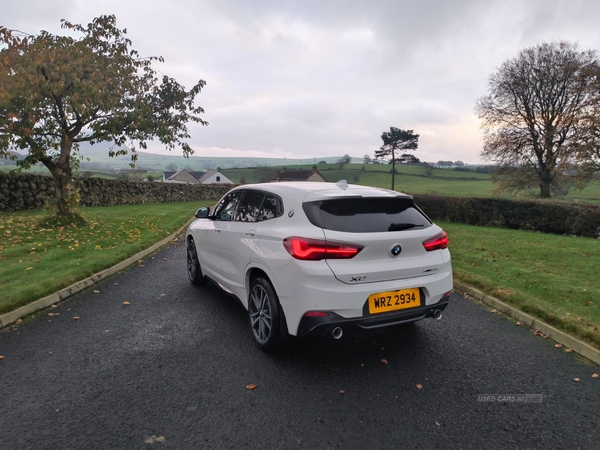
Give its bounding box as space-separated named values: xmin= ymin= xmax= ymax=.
xmin=296 ymin=295 xmax=450 ymax=338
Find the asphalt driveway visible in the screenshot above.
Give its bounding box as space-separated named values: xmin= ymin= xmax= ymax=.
xmin=0 ymin=238 xmax=598 ymax=449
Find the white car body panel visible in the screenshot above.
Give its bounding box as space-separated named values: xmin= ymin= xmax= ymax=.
xmin=186 ymin=182 xmax=453 ymax=338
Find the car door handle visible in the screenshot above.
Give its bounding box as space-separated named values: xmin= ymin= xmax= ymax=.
xmin=244 ymin=230 xmax=255 ymax=236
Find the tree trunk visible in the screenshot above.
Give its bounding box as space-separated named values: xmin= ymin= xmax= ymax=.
xmin=539 ymin=170 xmax=552 ymax=198
xmin=391 ymin=152 xmax=396 ymax=191
xmin=53 ymin=165 xmax=73 ymax=215
xmin=43 ymin=137 xmax=75 ymax=216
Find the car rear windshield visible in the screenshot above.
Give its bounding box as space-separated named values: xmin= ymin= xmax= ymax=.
xmin=302 ymin=197 xmax=432 ymax=233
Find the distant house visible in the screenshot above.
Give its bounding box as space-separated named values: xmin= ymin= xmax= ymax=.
xmin=273 ymin=166 xmax=327 ymax=182
xmin=162 ymin=169 xmax=234 ymax=185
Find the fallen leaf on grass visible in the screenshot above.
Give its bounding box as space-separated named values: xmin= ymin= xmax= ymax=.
xmin=416 ymin=384 xmax=423 ymax=390
xmin=574 ymin=378 xmax=580 ymax=382
xmin=246 ymin=384 xmax=257 ymax=390
xmin=576 ymin=318 xmax=582 ymax=322
xmin=381 ymin=359 xmax=388 ymax=365
xmin=592 ymin=373 xmax=599 ymax=379
xmin=564 ymin=348 xmax=573 ymax=353
xmin=123 ymin=301 xmax=130 ymax=306
xmin=15 ymin=319 xmax=22 ymax=324
xmin=555 ymin=344 xmax=563 ymax=349
xmin=516 ymin=321 xmax=522 ymax=326
xmin=490 ymin=309 xmax=497 ymax=313
xmin=339 ymin=389 xmax=345 ymax=394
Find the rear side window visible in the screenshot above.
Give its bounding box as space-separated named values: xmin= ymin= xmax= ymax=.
xmin=302 ymin=197 xmax=432 ymax=233
xmin=233 ymin=190 xmax=283 ymax=223
xmin=235 ymin=191 xmax=265 ymax=222
xmin=258 ymin=195 xmax=280 ymax=221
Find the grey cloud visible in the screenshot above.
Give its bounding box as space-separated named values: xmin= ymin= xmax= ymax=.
xmin=4 ymin=0 xmax=600 ymax=163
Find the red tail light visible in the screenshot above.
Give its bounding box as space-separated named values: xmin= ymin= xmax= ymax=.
xmin=423 ymin=231 xmax=448 ymax=251
xmin=283 ymin=237 xmax=363 ymax=261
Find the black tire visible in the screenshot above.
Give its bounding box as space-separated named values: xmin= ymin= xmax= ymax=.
xmin=187 ymin=238 xmax=206 ymax=286
xmin=248 ymin=277 xmax=282 ymax=351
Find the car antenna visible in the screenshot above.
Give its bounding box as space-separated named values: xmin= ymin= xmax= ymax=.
xmin=336 ymin=180 xmax=348 ymax=190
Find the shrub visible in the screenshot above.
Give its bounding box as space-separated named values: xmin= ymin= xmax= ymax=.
xmin=413 ymin=194 xmax=600 ymax=238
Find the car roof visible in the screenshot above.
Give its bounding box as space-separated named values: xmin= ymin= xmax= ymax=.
xmin=233 ymin=181 xmax=412 ymax=200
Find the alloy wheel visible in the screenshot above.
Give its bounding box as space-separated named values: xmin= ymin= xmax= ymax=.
xmin=249 ymin=284 xmax=273 ymax=344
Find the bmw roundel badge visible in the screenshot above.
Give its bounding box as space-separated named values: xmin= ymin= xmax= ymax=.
xmin=288 ymin=210 xmax=294 ymax=218
xmin=391 ymin=244 xmax=402 ymax=256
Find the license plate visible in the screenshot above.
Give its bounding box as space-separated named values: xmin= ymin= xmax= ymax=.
xmin=368 ymin=288 xmax=421 ymax=314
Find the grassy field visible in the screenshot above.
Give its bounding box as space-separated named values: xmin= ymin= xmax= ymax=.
xmin=443 ymin=221 xmax=600 ymax=347
xmin=2 ymin=161 xmax=600 ymax=349
xmin=5 ymin=161 xmax=598 ymax=203
xmin=223 ymin=163 xmax=600 ymax=203
xmin=0 ymin=201 xmax=210 ymax=314
xmin=1 ymin=200 xmax=599 ymax=349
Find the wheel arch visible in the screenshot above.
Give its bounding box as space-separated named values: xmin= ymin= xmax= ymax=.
xmin=186 ymin=233 xmax=194 ymax=246
xmin=245 ymin=265 xmax=290 ymax=339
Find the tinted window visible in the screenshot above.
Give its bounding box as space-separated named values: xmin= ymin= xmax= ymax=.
xmin=235 ymin=191 xmax=265 ymax=222
xmin=257 ymin=195 xmax=280 ymax=221
xmin=212 ymin=191 xmax=243 ymax=221
xmin=232 ymin=191 xmax=282 ymax=222
xmin=303 ymin=197 xmax=431 ymax=232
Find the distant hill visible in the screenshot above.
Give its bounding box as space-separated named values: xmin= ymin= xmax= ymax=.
xmin=2 ymin=142 xmax=362 ymax=171
xmin=70 ymin=142 xmax=352 ymax=171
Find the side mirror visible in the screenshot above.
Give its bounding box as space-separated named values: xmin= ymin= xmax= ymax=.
xmin=195 ymin=207 xmax=210 ymax=219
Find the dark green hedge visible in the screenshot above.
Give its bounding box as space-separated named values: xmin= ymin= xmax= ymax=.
xmin=413 ymin=194 xmax=600 ymax=238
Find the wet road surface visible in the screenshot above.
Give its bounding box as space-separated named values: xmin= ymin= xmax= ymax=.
xmin=1 ymin=238 xmax=599 ymax=449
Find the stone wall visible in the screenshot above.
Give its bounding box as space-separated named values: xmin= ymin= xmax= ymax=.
xmin=0 ymin=173 xmax=232 ymax=212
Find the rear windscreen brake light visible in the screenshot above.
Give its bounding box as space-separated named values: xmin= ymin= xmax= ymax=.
xmin=283 ymin=237 xmax=363 ymax=261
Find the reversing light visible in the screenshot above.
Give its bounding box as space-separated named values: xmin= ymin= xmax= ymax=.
xmin=283 ymin=237 xmax=363 ymax=260
xmin=423 ymin=231 xmax=449 ymax=251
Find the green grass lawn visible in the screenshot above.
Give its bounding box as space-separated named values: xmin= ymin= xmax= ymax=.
xmin=442 ymin=221 xmax=600 ymax=347
xmin=2 ymin=165 xmax=600 ymax=350
xmin=0 ymin=201 xmax=211 ymax=314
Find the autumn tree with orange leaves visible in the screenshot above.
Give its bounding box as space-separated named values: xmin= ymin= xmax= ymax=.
xmin=0 ymin=15 xmax=207 ymax=217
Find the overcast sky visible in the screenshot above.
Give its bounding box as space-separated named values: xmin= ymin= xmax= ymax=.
xmin=4 ymin=0 xmax=600 ymax=163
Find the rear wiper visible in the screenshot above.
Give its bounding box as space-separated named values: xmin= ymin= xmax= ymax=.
xmin=388 ymin=223 xmax=424 ymax=231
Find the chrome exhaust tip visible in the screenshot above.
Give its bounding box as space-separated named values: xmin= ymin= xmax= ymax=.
xmin=433 ymin=309 xmax=443 ymax=320
xmin=332 ymin=327 xmax=343 ymax=340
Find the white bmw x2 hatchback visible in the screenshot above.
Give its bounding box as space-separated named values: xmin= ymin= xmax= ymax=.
xmin=186 ymin=181 xmax=452 ymax=351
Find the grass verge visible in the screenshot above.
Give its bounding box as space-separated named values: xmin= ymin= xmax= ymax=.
xmin=442 ymin=221 xmax=600 ymax=348
xmin=0 ymin=201 xmax=211 ymax=314
xmin=1 ymin=203 xmax=598 ymax=351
